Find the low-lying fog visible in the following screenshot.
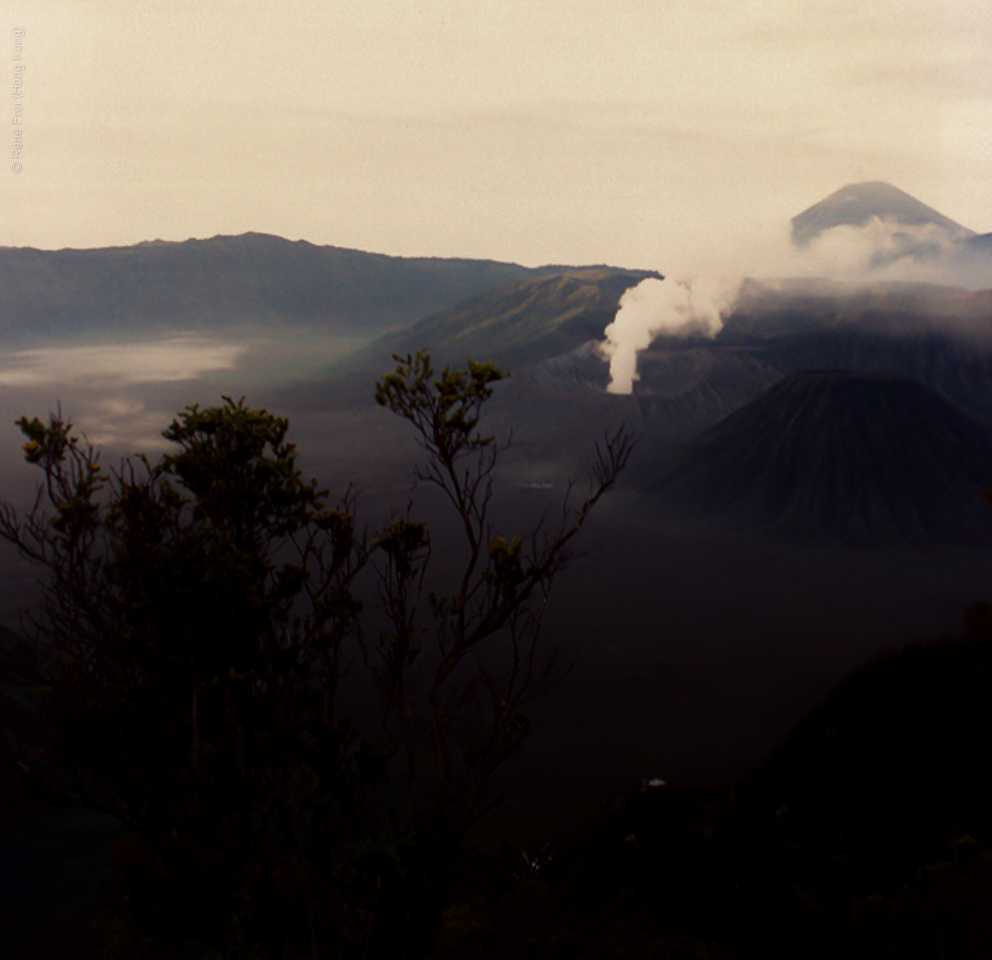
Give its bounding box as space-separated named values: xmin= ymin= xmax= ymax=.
xmin=0 ymin=330 xmax=365 ymax=454
xmin=0 ymin=330 xmax=374 ymax=617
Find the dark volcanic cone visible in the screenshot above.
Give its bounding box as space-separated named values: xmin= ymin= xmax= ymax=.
xmin=653 ymin=370 xmax=992 ymax=544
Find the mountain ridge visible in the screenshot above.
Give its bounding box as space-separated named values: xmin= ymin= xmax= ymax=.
xmin=336 ymin=266 xmax=661 ymax=377
xmin=0 ymin=233 xmax=593 ymax=346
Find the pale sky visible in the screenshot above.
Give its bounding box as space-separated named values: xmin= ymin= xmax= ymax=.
xmin=1 ymin=0 xmax=990 ymax=270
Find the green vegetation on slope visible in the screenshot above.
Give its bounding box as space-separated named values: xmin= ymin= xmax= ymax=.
xmin=345 ymin=267 xmax=660 ymax=376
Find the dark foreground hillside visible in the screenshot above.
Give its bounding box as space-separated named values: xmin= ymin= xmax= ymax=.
xmin=5 ymin=612 xmax=992 ymax=958
xmin=433 ymin=632 xmax=992 ymax=959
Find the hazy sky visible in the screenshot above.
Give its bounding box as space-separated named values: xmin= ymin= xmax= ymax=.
xmin=1 ymin=0 xmax=990 ymax=269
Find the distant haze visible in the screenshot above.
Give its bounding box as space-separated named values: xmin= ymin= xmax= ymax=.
xmin=3 ymin=2 xmax=991 ymax=269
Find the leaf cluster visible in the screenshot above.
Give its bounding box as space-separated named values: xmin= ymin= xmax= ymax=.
xmin=0 ymin=356 xmax=633 ymax=959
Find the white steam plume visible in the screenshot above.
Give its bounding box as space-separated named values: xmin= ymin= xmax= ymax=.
xmin=598 ymin=209 xmax=992 ymax=397
xmin=600 ymin=275 xmax=740 ymax=394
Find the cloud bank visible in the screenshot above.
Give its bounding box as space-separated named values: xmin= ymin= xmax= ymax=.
xmin=598 ymin=214 xmax=992 ymax=394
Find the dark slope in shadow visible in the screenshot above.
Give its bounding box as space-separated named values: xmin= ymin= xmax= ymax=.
xmin=649 ymin=370 xmax=992 ymax=545
xmin=438 ymin=635 xmax=992 ymax=959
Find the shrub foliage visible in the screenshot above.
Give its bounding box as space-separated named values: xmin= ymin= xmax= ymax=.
xmin=0 ymin=352 xmax=631 ymax=959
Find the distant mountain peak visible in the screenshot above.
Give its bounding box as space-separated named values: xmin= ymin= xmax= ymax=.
xmin=791 ymin=182 xmax=974 ymax=247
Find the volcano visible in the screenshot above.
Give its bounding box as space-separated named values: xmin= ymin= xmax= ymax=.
xmin=791 ymin=182 xmax=974 ymax=248
xmin=652 ymin=370 xmax=992 ymax=544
